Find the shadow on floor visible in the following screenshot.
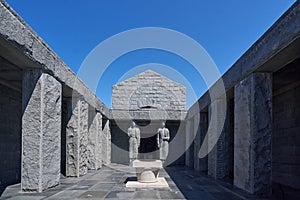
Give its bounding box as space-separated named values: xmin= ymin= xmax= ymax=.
xmin=165 ymin=166 xmax=265 ymax=200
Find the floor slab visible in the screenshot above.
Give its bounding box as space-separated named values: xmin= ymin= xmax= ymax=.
xmin=0 ymin=164 xmax=265 ymax=200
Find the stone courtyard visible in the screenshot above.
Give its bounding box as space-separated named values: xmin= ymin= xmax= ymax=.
xmin=0 ymin=1 xmax=300 ymax=200
xmin=1 ymin=163 xmax=261 ymax=200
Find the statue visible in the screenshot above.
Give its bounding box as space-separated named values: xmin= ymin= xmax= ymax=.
xmin=157 ymin=121 xmax=170 ymax=162
xmin=128 ymin=121 xmax=140 ymax=164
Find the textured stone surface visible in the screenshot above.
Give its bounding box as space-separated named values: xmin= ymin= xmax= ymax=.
xmin=66 ymin=99 xmax=88 ymax=177
xmin=193 ymin=113 xmax=200 ymax=171
xmin=22 ymin=70 xmax=61 ymax=192
xmin=234 ymin=73 xmax=272 ymax=196
xmin=87 ymin=111 xmax=102 ymax=170
xmin=112 ymin=70 xmax=186 ymax=111
xmin=185 ymin=119 xmax=194 ymax=169
xmin=199 ymin=112 xmax=208 ymax=172
xmin=110 ymin=109 xmax=187 ymax=121
xmin=102 ymin=120 xmax=111 ymax=165
xmin=207 ymin=98 xmax=227 ymax=179
xmin=208 ymin=98 xmax=230 ymax=179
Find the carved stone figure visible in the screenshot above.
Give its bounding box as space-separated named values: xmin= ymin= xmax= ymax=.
xmin=157 ymin=121 xmax=170 ymax=162
xmin=128 ymin=121 xmax=140 ymax=164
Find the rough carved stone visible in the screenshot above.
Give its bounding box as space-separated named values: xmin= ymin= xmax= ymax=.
xmin=234 ymin=73 xmax=272 ymax=196
xmin=22 ymin=70 xmax=61 ymax=192
xmin=208 ymin=98 xmax=230 ymax=179
xmin=193 ymin=113 xmax=200 ymax=171
xmin=66 ymin=99 xmax=89 ymax=177
xmin=87 ymin=111 xmax=102 ymax=170
xmin=102 ymin=120 xmax=111 ymax=165
xmin=112 ymin=70 xmax=186 ymax=111
xmin=199 ymin=112 xmax=208 ymax=172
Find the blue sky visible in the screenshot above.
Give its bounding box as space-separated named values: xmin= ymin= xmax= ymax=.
xmin=6 ymin=0 xmax=295 ymax=108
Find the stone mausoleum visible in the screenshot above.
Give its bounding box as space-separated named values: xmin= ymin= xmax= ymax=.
xmin=0 ymin=1 xmax=300 ymax=199
xmin=110 ymin=70 xmax=186 ymax=165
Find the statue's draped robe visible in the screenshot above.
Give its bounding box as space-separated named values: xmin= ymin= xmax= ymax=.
xmin=157 ymin=128 xmax=170 ymax=161
xmin=128 ymin=127 xmax=140 ymax=160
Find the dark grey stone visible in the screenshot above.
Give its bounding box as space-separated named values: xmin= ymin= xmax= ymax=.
xmin=105 ymin=191 xmax=134 ymax=199
xmin=134 ymin=190 xmax=160 ymax=199
xmin=234 ymin=73 xmax=272 ymax=196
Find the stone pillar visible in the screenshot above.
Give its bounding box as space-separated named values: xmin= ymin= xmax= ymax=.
xmin=66 ymin=98 xmax=89 ymax=177
xmin=193 ymin=113 xmax=200 ymax=171
xmin=102 ymin=119 xmax=111 ymax=165
xmin=208 ymin=97 xmax=229 ymax=179
xmin=185 ymin=119 xmax=193 ymax=168
xmin=199 ymin=112 xmax=208 ymax=172
xmin=87 ymin=110 xmax=102 ymax=170
xmin=22 ymin=70 xmax=61 ymax=192
xmin=234 ymin=73 xmax=272 ymax=196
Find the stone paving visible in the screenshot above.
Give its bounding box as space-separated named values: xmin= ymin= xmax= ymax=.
xmin=0 ymin=164 xmax=263 ymax=200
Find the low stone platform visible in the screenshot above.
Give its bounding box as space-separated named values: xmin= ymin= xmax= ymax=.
xmin=0 ymin=163 xmax=264 ymax=200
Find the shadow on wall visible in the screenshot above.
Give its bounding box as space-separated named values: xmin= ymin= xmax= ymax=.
xmin=0 ymin=83 xmax=22 ymax=196
xmin=110 ymin=120 xmax=185 ymax=166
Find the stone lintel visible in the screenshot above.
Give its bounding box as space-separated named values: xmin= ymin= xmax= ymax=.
xmin=110 ymin=109 xmax=187 ymax=121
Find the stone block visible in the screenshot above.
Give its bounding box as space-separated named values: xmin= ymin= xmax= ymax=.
xmin=208 ymin=97 xmax=228 ymax=179
xmin=193 ymin=113 xmax=200 ymax=171
xmin=102 ymin=119 xmax=111 ymax=165
xmin=234 ymin=73 xmax=272 ymax=196
xmin=87 ymin=111 xmax=102 ymax=170
xmin=66 ymin=99 xmax=89 ymax=177
xmin=22 ymin=70 xmax=61 ymax=192
xmin=199 ymin=112 xmax=208 ymax=172
xmin=112 ymin=70 xmax=186 ymax=111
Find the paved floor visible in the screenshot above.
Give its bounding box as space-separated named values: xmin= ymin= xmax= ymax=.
xmin=0 ymin=164 xmax=263 ymax=200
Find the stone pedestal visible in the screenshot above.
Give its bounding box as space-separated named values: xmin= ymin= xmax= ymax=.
xmin=234 ymin=73 xmax=272 ymax=196
xmin=22 ymin=70 xmax=61 ymax=192
xmin=87 ymin=111 xmax=102 ymax=170
xmin=66 ymin=98 xmax=89 ymax=177
xmin=133 ymin=160 xmax=162 ymax=183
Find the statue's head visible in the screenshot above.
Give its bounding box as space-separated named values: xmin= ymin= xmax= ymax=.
xmin=131 ymin=121 xmax=136 ymax=127
xmin=161 ymin=121 xmax=165 ymax=128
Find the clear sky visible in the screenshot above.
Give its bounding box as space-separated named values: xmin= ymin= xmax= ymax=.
xmin=6 ymin=0 xmax=295 ymax=108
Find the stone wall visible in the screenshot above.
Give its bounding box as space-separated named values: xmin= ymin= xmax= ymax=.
xmin=0 ymin=84 xmax=21 ymax=195
xmin=272 ymin=59 xmax=300 ymax=193
xmin=112 ymin=70 xmax=186 ymax=111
